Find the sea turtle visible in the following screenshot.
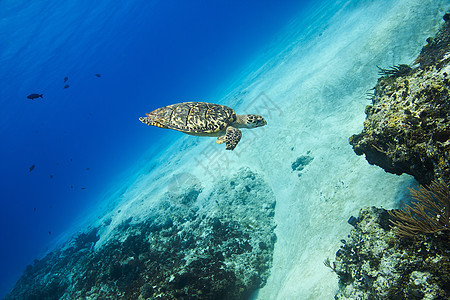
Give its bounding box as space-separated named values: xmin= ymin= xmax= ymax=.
xmin=139 ymin=102 xmax=267 ymax=150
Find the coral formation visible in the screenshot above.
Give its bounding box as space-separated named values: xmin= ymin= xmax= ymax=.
xmin=6 ymin=168 xmax=276 ymax=299
xmin=335 ymin=13 xmax=450 ymax=300
xmin=332 ymin=207 xmax=450 ymax=300
xmin=291 ymin=153 xmax=313 ymax=176
xmin=349 ymin=15 xmax=450 ymax=185
xmin=415 ymin=13 xmax=450 ymax=69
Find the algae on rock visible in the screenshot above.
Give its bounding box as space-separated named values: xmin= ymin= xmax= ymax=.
xmin=349 ymin=15 xmax=450 ymax=185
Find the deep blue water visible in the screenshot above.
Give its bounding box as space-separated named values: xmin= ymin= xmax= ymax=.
xmin=0 ymin=0 xmax=312 ymax=296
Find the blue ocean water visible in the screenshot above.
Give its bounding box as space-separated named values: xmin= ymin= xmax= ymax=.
xmin=0 ymin=0 xmax=312 ymax=297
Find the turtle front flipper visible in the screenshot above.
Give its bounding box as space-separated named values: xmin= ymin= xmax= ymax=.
xmin=224 ymin=126 xmax=241 ymax=150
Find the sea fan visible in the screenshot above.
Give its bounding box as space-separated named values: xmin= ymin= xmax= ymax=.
xmin=377 ymin=64 xmax=412 ymax=78
xmin=389 ymin=180 xmax=450 ymax=237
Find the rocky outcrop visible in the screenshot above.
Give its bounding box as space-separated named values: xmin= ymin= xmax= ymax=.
xmin=291 ymin=153 xmax=313 ymax=177
xmin=331 ymin=207 xmax=450 ymax=300
xmin=349 ymin=15 xmax=450 ymax=185
xmin=6 ymin=168 xmax=276 ymax=300
xmin=334 ymin=13 xmax=450 ymax=300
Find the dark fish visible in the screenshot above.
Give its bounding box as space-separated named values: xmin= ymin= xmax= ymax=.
xmin=86 ymin=168 xmax=90 ymax=170
xmin=64 ymin=76 xmax=68 ymax=82
xmin=348 ymin=216 xmax=358 ymax=226
xmin=70 ymin=158 xmax=72 ymax=162
xmin=94 ymin=73 xmax=101 ymax=78
xmin=81 ymin=187 xmax=86 ymax=190
xmin=49 ymin=174 xmax=54 ymax=179
xmin=27 ymin=94 xmax=43 ymax=100
xmin=33 ymin=207 xmax=36 ymax=212
xmin=48 ymin=231 xmax=51 ymax=235
xmin=29 ymin=165 xmax=35 ymax=172
xmin=63 ymin=84 xmax=70 ymax=89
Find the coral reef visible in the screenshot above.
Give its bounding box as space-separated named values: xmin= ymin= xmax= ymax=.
xmin=349 ymin=15 xmax=450 ymax=185
xmin=332 ymin=207 xmax=450 ymax=300
xmin=335 ymin=13 xmax=450 ymax=300
xmin=6 ymin=168 xmax=276 ymax=300
xmin=415 ymin=13 xmax=450 ymax=69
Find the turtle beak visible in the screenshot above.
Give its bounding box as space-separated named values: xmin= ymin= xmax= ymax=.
xmin=255 ymin=116 xmax=267 ymax=127
xmin=247 ymin=115 xmax=267 ymax=127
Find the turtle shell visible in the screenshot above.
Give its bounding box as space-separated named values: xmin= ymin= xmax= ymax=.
xmin=146 ymin=102 xmax=236 ymax=134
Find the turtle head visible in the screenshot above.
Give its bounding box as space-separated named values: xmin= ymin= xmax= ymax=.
xmin=139 ymin=115 xmax=168 ymax=129
xmin=139 ymin=116 xmax=151 ymax=125
xmin=243 ymin=114 xmax=267 ymax=128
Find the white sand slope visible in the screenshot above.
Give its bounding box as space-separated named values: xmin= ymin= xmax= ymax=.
xmin=88 ymin=0 xmax=449 ymax=299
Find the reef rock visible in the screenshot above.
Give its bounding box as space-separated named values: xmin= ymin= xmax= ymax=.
xmin=6 ymin=167 xmax=276 ymax=300
xmin=332 ymin=207 xmax=450 ymax=300
xmin=349 ymin=17 xmax=450 ymax=185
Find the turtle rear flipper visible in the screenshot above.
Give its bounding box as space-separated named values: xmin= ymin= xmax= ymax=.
xmin=224 ymin=126 xmax=241 ymax=150
xmin=216 ymin=135 xmax=226 ymax=144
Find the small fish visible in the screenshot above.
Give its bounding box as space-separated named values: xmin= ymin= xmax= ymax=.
xmin=86 ymin=168 xmax=90 ymax=171
xmin=70 ymin=158 xmax=72 ymax=162
xmin=63 ymin=84 xmax=70 ymax=89
xmin=64 ymin=76 xmax=68 ymax=82
xmin=33 ymin=207 xmax=36 ymax=212
xmin=29 ymin=165 xmax=35 ymax=172
xmin=49 ymin=174 xmax=54 ymax=179
xmin=81 ymin=187 xmax=86 ymax=190
xmin=94 ymin=73 xmax=101 ymax=78
xmin=27 ymin=94 xmax=43 ymax=100
xmin=48 ymin=231 xmax=51 ymax=235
